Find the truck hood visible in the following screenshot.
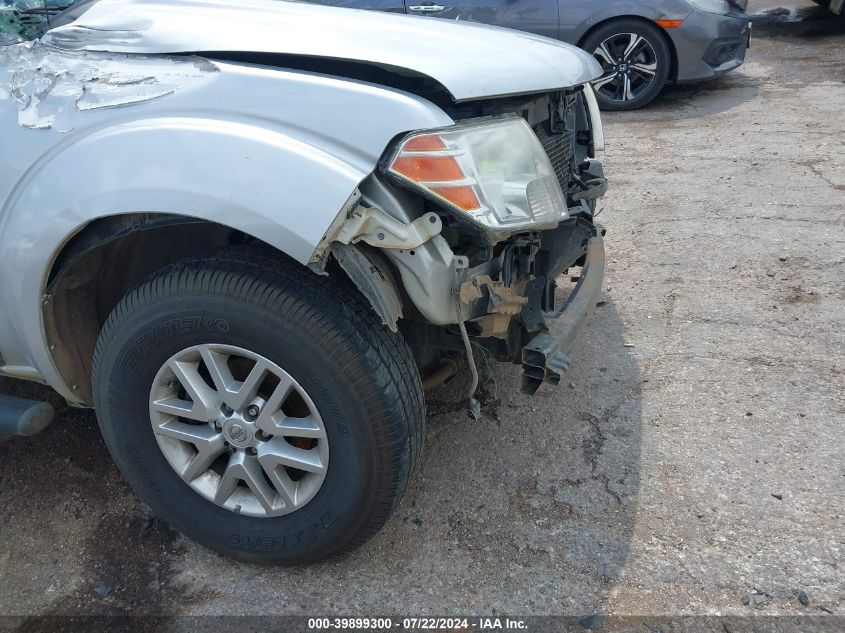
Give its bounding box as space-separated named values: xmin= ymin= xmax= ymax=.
xmin=42 ymin=0 xmax=602 ymax=102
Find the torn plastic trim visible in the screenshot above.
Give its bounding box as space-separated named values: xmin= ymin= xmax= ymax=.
xmin=331 ymin=243 xmax=403 ymax=332
xmin=0 ymin=41 xmax=218 ymax=131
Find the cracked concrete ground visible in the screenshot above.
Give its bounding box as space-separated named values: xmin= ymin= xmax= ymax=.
xmin=0 ymin=0 xmax=842 ymax=621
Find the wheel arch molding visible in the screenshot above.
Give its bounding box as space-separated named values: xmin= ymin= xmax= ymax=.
xmin=41 ymin=213 xmax=409 ymax=407
xmin=41 ymin=213 xmax=266 ymax=406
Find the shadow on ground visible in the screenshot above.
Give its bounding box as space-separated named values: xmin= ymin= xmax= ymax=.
xmin=751 ymin=4 xmax=845 ymax=36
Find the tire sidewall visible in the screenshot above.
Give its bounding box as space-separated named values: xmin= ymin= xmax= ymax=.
xmin=95 ymin=292 xmax=388 ymax=563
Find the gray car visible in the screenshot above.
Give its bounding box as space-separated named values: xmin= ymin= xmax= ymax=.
xmin=313 ymin=0 xmax=752 ymax=110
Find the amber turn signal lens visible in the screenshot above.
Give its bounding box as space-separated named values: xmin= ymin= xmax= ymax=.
xmin=389 ymin=133 xmax=482 ymax=212
xmin=402 ymin=134 xmax=447 ymax=151
xmin=391 ymin=155 xmax=465 ymax=183
xmin=654 ymin=19 xmax=684 ymax=27
xmin=430 ymin=185 xmax=481 ymax=212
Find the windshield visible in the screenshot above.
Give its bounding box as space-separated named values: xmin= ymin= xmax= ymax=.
xmin=0 ymin=1 xmax=76 ymax=44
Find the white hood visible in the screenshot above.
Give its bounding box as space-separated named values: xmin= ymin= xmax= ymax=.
xmin=42 ymin=0 xmax=602 ymax=102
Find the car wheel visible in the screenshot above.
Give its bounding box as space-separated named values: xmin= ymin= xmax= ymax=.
xmin=582 ymin=19 xmax=672 ymax=111
xmin=92 ymin=247 xmax=425 ymax=564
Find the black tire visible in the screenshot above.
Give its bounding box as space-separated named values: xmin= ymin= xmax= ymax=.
xmin=92 ymin=247 xmax=425 ymax=564
xmin=581 ymin=19 xmax=672 ymax=111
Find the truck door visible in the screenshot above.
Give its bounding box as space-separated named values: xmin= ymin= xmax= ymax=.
xmin=404 ymin=0 xmax=559 ymax=41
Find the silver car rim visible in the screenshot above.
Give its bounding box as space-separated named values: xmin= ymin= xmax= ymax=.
xmin=149 ymin=343 xmax=329 ymax=518
xmin=591 ymin=33 xmax=658 ymax=103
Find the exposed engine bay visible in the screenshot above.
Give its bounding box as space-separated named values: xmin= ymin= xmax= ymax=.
xmin=346 ymin=88 xmax=608 ymax=397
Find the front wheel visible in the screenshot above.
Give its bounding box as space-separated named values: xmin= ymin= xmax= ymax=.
xmin=582 ymin=19 xmax=672 ymax=111
xmin=92 ymin=248 xmax=425 ymax=564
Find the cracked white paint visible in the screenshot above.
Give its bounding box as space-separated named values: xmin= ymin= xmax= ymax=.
xmin=0 ymin=41 xmax=218 ymax=130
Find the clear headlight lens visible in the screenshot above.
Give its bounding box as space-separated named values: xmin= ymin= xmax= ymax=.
xmin=386 ymin=116 xmax=567 ymax=237
xmin=687 ymin=0 xmax=743 ymax=14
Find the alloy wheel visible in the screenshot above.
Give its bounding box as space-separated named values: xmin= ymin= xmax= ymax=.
xmin=148 ymin=343 xmax=329 ymax=518
xmin=591 ymin=32 xmax=659 ymax=104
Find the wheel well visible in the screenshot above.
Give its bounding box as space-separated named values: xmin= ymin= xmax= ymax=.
xmin=43 ymin=214 xmax=400 ymax=406
xmin=43 ymin=214 xmax=253 ymax=405
xmin=577 ymin=15 xmax=679 ymax=83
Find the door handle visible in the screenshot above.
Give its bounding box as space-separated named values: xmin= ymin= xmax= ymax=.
xmin=408 ymin=3 xmax=447 ymax=12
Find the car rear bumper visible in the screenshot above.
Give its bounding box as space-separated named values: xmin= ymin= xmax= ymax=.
xmin=521 ymin=234 xmax=605 ymax=394
xmin=670 ymin=10 xmax=751 ymax=83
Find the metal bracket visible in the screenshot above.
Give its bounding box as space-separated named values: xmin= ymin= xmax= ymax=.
xmin=334 ymin=205 xmax=443 ymax=250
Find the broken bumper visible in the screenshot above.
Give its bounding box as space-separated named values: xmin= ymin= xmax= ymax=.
xmin=520 ymin=235 xmax=605 ymax=394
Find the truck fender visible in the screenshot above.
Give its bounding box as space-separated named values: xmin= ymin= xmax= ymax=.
xmin=10 ymin=116 xmax=368 ymax=264
xmin=0 ymin=118 xmax=366 ymax=399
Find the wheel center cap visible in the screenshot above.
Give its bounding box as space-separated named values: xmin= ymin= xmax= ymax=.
xmin=223 ymin=418 xmax=254 ymax=448
xmin=617 ymin=63 xmax=628 ymax=72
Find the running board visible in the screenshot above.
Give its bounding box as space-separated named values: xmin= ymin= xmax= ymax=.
xmin=0 ymin=395 xmax=54 ymax=436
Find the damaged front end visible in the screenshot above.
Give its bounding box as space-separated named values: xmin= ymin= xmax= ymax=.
xmin=314 ymin=87 xmax=607 ymax=397
xmin=459 ymin=215 xmax=605 ymax=395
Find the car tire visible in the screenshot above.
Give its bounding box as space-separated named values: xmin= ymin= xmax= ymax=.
xmin=92 ymin=246 xmax=425 ymax=564
xmin=581 ymin=19 xmax=672 ymax=111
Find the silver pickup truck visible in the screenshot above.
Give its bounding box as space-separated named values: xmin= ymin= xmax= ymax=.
xmin=0 ymin=0 xmax=607 ymax=563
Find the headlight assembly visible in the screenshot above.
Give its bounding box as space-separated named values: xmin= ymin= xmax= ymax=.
xmin=385 ymin=115 xmax=568 ymax=238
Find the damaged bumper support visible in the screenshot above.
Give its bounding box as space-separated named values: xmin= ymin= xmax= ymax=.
xmin=521 ymin=236 xmax=605 ymax=395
